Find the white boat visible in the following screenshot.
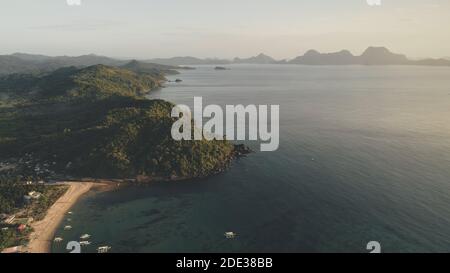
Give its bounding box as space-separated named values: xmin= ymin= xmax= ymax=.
xmin=97 ymin=246 xmax=111 ymax=253
xmin=224 ymin=232 xmax=237 ymax=239
xmin=64 ymin=225 xmax=72 ymax=230
xmin=54 ymin=237 xmax=64 ymax=243
xmin=79 ymin=241 xmax=91 ymax=246
xmin=68 ymin=211 xmax=73 ymax=215
xmin=80 ymin=234 xmax=91 ymax=239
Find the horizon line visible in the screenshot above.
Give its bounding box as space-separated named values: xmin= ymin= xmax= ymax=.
xmin=2 ymin=46 xmax=449 ymax=62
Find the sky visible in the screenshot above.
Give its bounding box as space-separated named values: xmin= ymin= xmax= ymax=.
xmin=0 ymin=0 xmax=449 ymax=59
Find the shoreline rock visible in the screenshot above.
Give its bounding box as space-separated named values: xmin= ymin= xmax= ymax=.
xmin=233 ymin=144 xmax=252 ymax=157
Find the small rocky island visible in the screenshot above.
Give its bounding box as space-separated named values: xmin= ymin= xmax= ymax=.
xmin=214 ymin=66 xmax=229 ymax=70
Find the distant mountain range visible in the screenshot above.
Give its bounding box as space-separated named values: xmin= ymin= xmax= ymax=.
xmin=10 ymin=52 xmax=124 ymax=67
xmin=0 ymin=53 xmax=127 ymax=75
xmin=146 ymin=47 xmax=450 ymax=66
xmin=234 ymin=53 xmax=283 ymax=64
xmin=145 ymin=56 xmax=231 ymax=66
xmin=146 ymin=53 xmax=286 ymax=65
xmin=1 ymin=47 xmax=450 ymax=75
xmin=288 ymin=47 xmax=450 ymax=66
xmin=0 ymin=53 xmax=194 ymax=76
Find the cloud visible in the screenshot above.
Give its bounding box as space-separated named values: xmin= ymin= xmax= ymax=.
xmin=29 ymin=21 xmax=124 ymax=31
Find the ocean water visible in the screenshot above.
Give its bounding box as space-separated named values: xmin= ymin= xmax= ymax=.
xmin=52 ymin=65 xmax=450 ymax=253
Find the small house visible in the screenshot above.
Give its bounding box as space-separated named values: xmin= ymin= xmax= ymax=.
xmin=28 ymin=191 xmax=42 ymax=199
xmin=4 ymin=215 xmax=15 ymax=224
xmin=17 ymin=224 xmax=27 ymax=232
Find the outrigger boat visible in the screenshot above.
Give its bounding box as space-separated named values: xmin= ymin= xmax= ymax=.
xmin=97 ymin=246 xmax=111 ymax=253
xmin=79 ymin=241 xmax=91 ymax=246
xmin=64 ymin=225 xmax=72 ymax=230
xmin=224 ymin=232 xmax=237 ymax=239
xmin=80 ymin=234 xmax=91 ymax=240
xmin=54 ymin=237 xmax=64 ymax=243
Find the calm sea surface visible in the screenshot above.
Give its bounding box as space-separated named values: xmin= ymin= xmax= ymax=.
xmin=53 ymin=65 xmax=450 ymax=253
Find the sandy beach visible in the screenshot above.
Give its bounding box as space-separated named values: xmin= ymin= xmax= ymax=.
xmin=26 ymin=182 xmax=96 ymax=253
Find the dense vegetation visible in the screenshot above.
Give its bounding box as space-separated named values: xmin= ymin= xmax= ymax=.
xmin=0 ymin=53 xmax=191 ymax=76
xmin=0 ymin=59 xmax=241 ymax=251
xmin=0 ymin=175 xmax=68 ymax=250
xmin=0 ymin=64 xmax=236 ymax=180
xmin=0 ymin=224 xmax=30 ymax=251
xmin=0 ymin=65 xmax=165 ymax=100
xmin=0 ymin=175 xmax=67 ymax=217
xmin=0 ymin=176 xmax=41 ymax=214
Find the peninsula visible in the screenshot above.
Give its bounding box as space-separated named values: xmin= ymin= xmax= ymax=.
xmin=0 ymin=61 xmax=248 ymax=253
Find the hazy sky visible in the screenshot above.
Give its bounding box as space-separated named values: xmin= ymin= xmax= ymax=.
xmin=1 ymin=0 xmax=449 ymax=59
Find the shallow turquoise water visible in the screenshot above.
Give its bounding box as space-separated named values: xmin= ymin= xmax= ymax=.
xmin=53 ymin=65 xmax=450 ymax=253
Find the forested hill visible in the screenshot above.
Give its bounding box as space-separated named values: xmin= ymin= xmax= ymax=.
xmin=0 ymin=64 xmax=166 ymax=101
xmin=0 ymin=53 xmax=126 ymax=75
xmin=0 ymin=65 xmax=238 ymax=180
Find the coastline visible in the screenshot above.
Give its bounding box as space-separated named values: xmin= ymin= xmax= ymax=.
xmin=25 ymin=182 xmax=112 ymax=253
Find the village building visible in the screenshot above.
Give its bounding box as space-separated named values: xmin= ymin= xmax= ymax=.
xmin=28 ymin=191 xmax=42 ymax=199
xmin=4 ymin=215 xmax=15 ymax=224
xmin=17 ymin=224 xmax=27 ymax=232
